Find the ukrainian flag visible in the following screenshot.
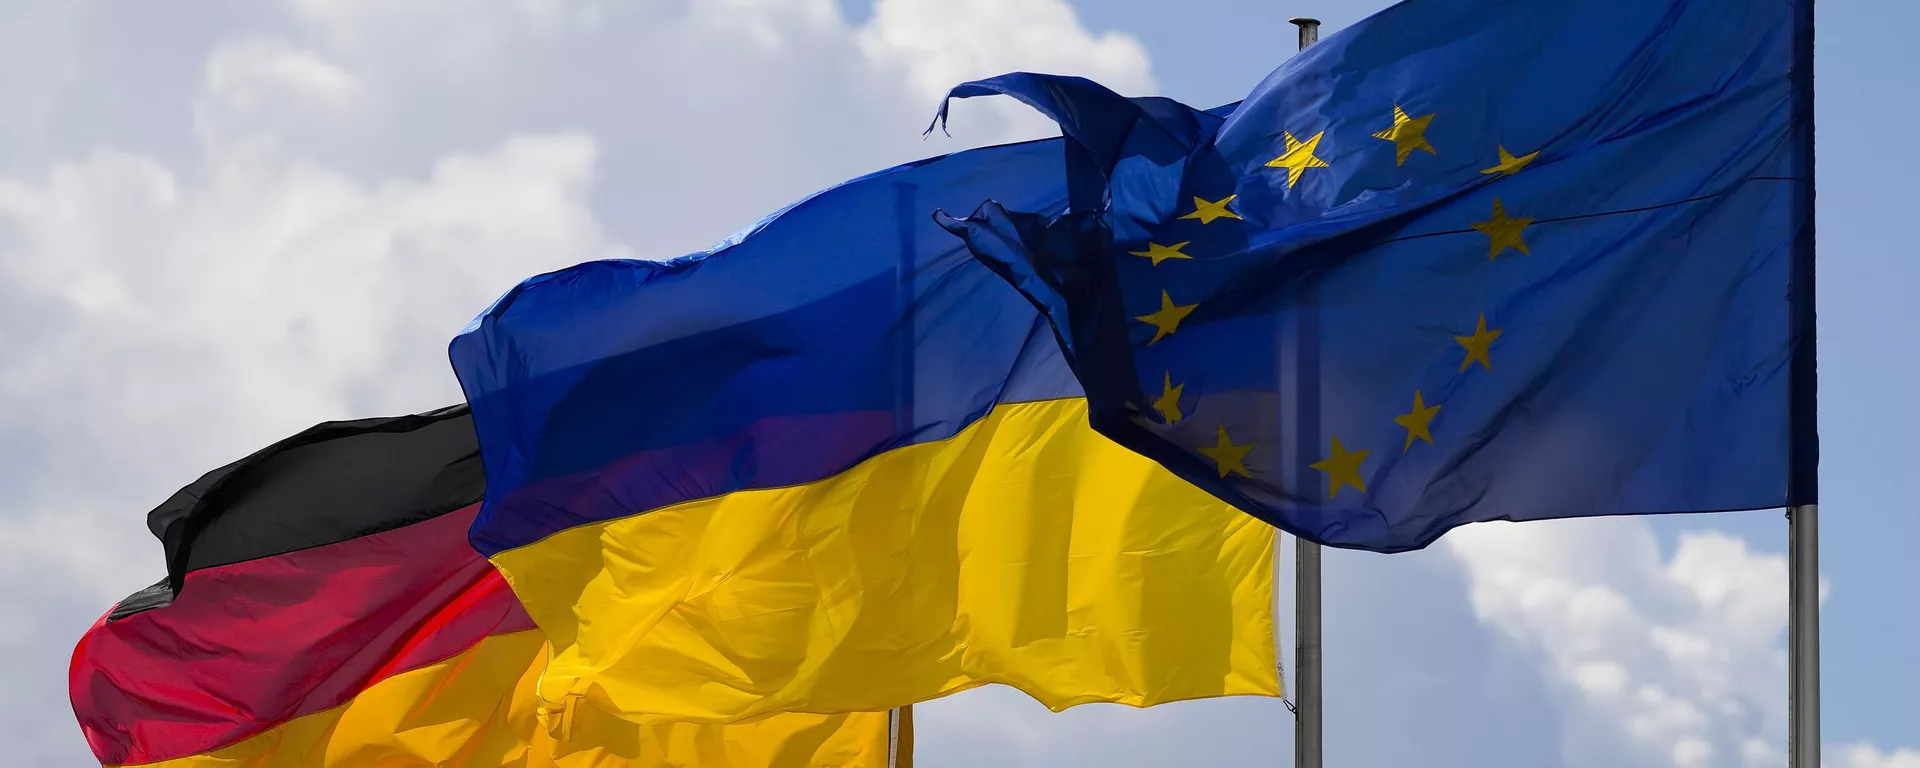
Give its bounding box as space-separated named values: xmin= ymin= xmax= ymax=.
xmin=450 ymin=132 xmax=1280 ymax=729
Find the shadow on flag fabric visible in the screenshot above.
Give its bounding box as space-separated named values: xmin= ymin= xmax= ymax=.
xmin=68 ymin=406 xmax=905 ymax=767
xmin=449 ymin=128 xmax=1278 ymax=728
xmin=937 ymin=0 xmax=1815 ymax=553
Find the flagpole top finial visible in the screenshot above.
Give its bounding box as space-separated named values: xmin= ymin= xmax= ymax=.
xmin=1289 ymin=17 xmax=1321 ymax=49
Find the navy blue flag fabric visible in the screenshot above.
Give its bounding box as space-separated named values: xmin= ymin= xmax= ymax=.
xmin=938 ymin=0 xmax=1815 ymax=552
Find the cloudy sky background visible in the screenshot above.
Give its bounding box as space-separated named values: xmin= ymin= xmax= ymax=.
xmin=1 ymin=1 xmax=1914 ymax=765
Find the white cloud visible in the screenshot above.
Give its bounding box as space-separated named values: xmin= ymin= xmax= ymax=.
xmin=0 ymin=2 xmax=86 ymax=172
xmin=1834 ymin=743 xmax=1920 ymax=768
xmin=229 ymin=0 xmax=1155 ymax=262
xmin=857 ymin=0 xmax=1153 ymax=138
xmin=285 ymin=0 xmax=607 ymax=63
xmin=1744 ymin=736 xmax=1785 ymax=768
xmin=0 ymin=132 xmax=619 ymax=449
xmin=1446 ymin=519 xmax=1809 ymax=768
xmin=194 ymin=36 xmax=360 ymax=156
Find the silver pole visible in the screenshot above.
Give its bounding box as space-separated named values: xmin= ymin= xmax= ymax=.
xmin=1785 ymin=2 xmax=1817 ymax=764
xmin=1288 ymin=19 xmax=1324 ymax=768
xmin=1789 ymin=505 xmax=1821 ymax=767
xmin=887 ymin=705 xmax=909 ymax=767
xmin=1294 ymin=535 xmax=1323 ymax=768
xmin=1291 ymin=15 xmax=1321 ymax=50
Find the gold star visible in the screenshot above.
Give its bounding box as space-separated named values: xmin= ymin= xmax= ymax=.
xmin=1393 ymin=390 xmax=1442 ymax=451
xmin=1198 ymin=426 xmax=1254 ymax=478
xmin=1454 ymin=314 xmax=1503 ymax=372
xmin=1371 ymin=105 xmax=1437 ymax=166
xmin=1152 ymin=372 xmax=1185 ymax=424
xmin=1129 ymin=241 xmax=1193 ymax=266
xmin=1471 ymin=197 xmax=1533 ymax=259
xmin=1480 ymin=145 xmax=1539 ymax=177
xmin=1265 ymin=131 xmax=1329 ymax=188
xmin=1178 ymin=195 xmax=1243 ymax=224
xmin=1135 ymin=291 xmax=1197 ymax=345
xmin=1309 ymin=435 xmax=1370 ymax=498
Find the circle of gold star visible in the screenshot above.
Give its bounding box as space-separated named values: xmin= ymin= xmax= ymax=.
xmin=1265 ymin=131 xmax=1330 ymax=188
xmin=1472 ymin=197 xmax=1534 ymax=259
xmin=1310 ymin=435 xmax=1370 ymax=498
xmin=1393 ymin=390 xmax=1442 ymax=451
xmin=1454 ymin=314 xmax=1503 ymax=372
xmin=1134 ymin=291 xmax=1198 ymax=345
xmin=1198 ymin=426 xmax=1255 ymax=478
xmin=1129 ymin=242 xmax=1193 ymax=267
xmin=1152 ymin=372 xmax=1185 ymax=424
xmin=1372 ymin=105 xmax=1437 ymax=166
xmin=1178 ymin=195 xmax=1243 ymax=224
xmin=1480 ymin=145 xmax=1539 ymax=177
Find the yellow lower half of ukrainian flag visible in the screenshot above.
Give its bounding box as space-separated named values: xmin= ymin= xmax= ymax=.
xmin=493 ymin=397 xmax=1281 ymax=727
xmin=129 ymin=631 xmax=900 ymax=767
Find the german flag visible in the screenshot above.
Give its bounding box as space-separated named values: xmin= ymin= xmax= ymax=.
xmin=69 ymin=406 xmax=905 ymax=767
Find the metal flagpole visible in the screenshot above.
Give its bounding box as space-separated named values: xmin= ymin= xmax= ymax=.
xmin=1787 ymin=0 xmax=1818 ymax=764
xmin=888 ymin=706 xmax=910 ymax=767
xmin=1294 ymin=531 xmax=1323 ymax=768
xmin=1789 ymin=505 xmax=1820 ymax=767
xmin=1288 ymin=17 xmax=1324 ymax=768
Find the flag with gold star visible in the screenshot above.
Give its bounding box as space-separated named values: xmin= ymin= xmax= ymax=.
xmin=938 ymin=0 xmax=1814 ymax=552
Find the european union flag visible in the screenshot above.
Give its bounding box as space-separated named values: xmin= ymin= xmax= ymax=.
xmin=938 ymin=0 xmax=1815 ymax=552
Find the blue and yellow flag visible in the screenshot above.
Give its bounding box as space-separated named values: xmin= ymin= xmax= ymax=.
xmin=939 ymin=0 xmax=1815 ymax=552
xmin=449 ymin=130 xmax=1278 ymax=727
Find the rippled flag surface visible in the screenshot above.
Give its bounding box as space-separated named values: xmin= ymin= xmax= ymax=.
xmin=68 ymin=406 xmax=906 ymax=767
xmin=448 ymin=126 xmax=1280 ymax=728
xmin=939 ymin=0 xmax=1814 ymax=552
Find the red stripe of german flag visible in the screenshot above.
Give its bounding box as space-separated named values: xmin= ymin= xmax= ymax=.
xmin=71 ymin=505 xmax=534 ymax=764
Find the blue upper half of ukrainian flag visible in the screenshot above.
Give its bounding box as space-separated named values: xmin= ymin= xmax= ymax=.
xmin=449 ymin=136 xmax=1080 ymax=557
xmin=938 ymin=0 xmax=1814 ymax=552
xmin=447 ymin=106 xmax=1281 ymax=724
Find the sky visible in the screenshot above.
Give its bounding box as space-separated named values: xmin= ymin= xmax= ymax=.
xmin=0 ymin=1 xmax=1913 ymax=766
